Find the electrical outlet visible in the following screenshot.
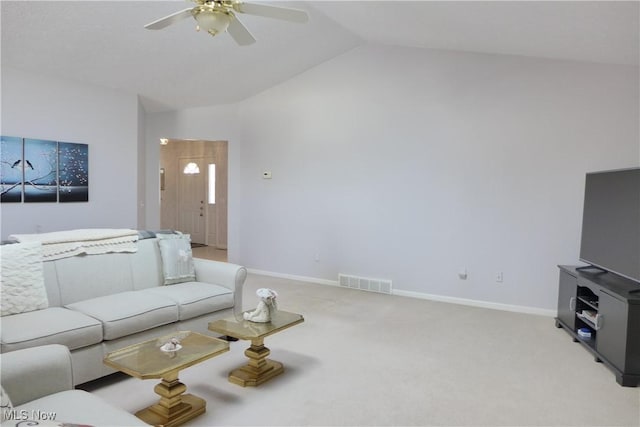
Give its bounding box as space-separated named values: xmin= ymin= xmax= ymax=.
xmin=496 ymin=272 xmax=504 ymax=283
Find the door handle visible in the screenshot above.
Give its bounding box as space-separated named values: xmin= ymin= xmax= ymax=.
xmin=569 ymin=297 xmax=576 ymax=311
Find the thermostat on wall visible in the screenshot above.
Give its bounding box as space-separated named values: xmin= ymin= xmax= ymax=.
xmin=263 ymin=171 xmax=272 ymax=179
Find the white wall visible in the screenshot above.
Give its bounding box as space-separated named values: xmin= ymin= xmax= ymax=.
xmin=137 ymin=98 xmax=147 ymax=229
xmin=1 ymin=67 xmax=140 ymax=239
xmin=238 ymin=46 xmax=639 ymax=311
xmin=8 ymin=45 xmax=635 ymax=313
xmin=146 ymin=45 xmax=639 ymax=311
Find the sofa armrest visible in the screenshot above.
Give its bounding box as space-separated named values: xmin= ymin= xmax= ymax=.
xmin=193 ymin=258 xmax=247 ymax=316
xmin=0 ymin=344 xmax=74 ymax=406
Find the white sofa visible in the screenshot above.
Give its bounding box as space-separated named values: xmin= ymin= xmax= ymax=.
xmin=1 ymin=344 xmax=148 ymax=426
xmin=0 ymin=232 xmax=246 ymax=385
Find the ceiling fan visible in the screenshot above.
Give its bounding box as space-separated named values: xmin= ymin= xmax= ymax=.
xmin=144 ymin=0 xmax=309 ymax=46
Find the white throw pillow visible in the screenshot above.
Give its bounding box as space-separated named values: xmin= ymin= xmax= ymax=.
xmin=0 ymin=242 xmax=48 ymax=316
xmin=157 ymin=234 xmax=196 ymax=285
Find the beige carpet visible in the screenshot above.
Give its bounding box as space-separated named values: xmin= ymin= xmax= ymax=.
xmin=83 ymin=274 xmax=640 ymax=426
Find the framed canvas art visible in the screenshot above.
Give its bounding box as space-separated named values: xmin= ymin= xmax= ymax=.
xmin=1 ymin=137 xmax=89 ymax=203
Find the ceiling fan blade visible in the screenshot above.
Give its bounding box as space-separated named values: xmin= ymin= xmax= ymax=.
xmin=227 ymin=16 xmax=256 ymax=46
xmin=233 ymin=2 xmax=309 ymax=23
xmin=144 ymin=8 xmax=194 ymax=30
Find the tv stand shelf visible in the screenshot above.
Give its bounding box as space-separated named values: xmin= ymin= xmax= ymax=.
xmin=556 ymin=265 xmax=640 ymax=387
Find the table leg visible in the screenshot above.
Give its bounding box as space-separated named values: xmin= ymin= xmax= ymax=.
xmin=135 ymin=370 xmax=206 ymax=427
xmin=228 ymin=337 xmax=284 ymax=387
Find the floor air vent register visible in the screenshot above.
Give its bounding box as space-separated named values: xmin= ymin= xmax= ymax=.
xmin=338 ymin=274 xmax=392 ymax=295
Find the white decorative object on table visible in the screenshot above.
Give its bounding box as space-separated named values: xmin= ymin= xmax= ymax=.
xmin=160 ymin=337 xmax=182 ymax=352
xmin=243 ymin=288 xmax=278 ymax=323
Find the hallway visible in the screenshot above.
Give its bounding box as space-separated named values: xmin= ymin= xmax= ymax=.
xmin=191 ymin=245 xmax=227 ymax=262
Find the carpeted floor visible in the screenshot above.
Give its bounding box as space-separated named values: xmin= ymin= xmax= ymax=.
xmin=83 ymin=274 xmax=640 ymax=426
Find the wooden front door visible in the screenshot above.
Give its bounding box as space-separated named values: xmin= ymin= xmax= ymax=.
xmin=177 ymin=158 xmax=206 ymax=244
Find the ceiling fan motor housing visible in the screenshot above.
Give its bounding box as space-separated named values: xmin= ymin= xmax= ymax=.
xmin=193 ymin=5 xmax=233 ymax=35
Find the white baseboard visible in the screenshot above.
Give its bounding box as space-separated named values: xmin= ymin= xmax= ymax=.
xmin=247 ymin=269 xmax=556 ymax=317
xmin=246 ymin=268 xmax=339 ymax=287
xmin=392 ymin=289 xmax=556 ymax=317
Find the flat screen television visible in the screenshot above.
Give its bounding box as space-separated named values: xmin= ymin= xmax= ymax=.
xmin=579 ymin=167 xmax=640 ymax=283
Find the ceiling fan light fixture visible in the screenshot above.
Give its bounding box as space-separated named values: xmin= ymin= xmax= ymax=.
xmin=194 ymin=9 xmax=231 ymax=35
xmin=146 ymin=1 xmax=309 ymax=45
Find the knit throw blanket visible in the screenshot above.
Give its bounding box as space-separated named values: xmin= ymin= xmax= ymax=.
xmin=9 ymin=228 xmax=139 ymax=260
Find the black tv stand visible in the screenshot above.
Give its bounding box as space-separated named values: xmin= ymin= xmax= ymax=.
xmin=556 ymin=266 xmax=640 ymax=387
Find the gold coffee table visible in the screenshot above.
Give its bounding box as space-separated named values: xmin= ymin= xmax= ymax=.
xmin=208 ymin=310 xmax=304 ymax=387
xmin=103 ymin=331 xmax=229 ymax=427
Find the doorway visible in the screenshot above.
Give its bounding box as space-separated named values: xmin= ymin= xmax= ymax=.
xmin=160 ymin=140 xmax=228 ymax=249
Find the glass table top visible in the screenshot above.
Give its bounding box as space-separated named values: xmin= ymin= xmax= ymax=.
xmin=208 ymin=310 xmax=304 ymax=340
xmin=103 ymin=331 xmax=229 ymax=379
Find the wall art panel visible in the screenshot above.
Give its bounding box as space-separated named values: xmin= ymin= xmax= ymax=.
xmin=23 ymin=138 xmax=59 ymax=203
xmin=58 ymin=142 xmax=89 ymax=202
xmin=0 ymin=136 xmax=24 ymax=203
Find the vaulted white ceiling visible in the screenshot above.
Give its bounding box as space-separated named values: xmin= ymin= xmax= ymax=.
xmin=2 ymin=1 xmax=638 ymax=113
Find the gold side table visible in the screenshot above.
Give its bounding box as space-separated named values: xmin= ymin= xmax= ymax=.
xmin=104 ymin=331 xmax=229 ymax=427
xmin=208 ymin=310 xmax=304 ymax=387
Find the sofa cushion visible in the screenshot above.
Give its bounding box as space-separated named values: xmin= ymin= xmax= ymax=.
xmin=65 ymin=292 xmax=178 ymax=340
xmin=0 ymin=307 xmax=102 ymax=353
xmin=143 ymin=282 xmax=234 ymax=321
xmin=129 ymin=238 xmax=164 ymax=290
xmin=54 ymin=254 xmax=134 ymax=305
xmin=157 ymin=234 xmax=196 ymax=285
xmin=0 ymin=241 xmax=48 ymax=316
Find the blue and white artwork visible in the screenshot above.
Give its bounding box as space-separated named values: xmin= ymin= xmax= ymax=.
xmin=23 ymin=138 xmax=58 ymax=203
xmin=0 ymin=136 xmax=24 ymax=202
xmin=1 ymin=136 xmax=89 ymax=203
xmin=58 ymin=142 xmax=89 ymax=202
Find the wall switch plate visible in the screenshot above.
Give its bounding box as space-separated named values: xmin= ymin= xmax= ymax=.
xmin=263 ymin=171 xmax=272 ymax=179
xmin=496 ymin=272 xmax=504 ymax=282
